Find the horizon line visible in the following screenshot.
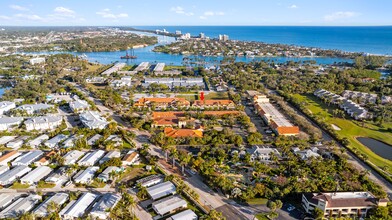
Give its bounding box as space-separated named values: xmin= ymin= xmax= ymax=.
xmin=1 ymin=24 xmax=392 ymax=28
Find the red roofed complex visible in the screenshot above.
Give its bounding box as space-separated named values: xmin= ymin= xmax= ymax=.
xmin=134 ymin=97 xmax=190 ymax=109
xmin=164 ymin=127 xmax=203 ymax=138
xmin=253 ymin=95 xmax=299 ymax=136
xmin=192 ymin=100 xmax=235 ymax=109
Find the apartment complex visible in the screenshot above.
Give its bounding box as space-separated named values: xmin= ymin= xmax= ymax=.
xmin=302 ymin=192 xmax=388 ymax=218
xmin=253 ymin=95 xmax=299 ymax=136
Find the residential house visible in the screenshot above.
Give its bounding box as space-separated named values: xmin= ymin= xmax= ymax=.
xmin=0 ymin=136 xmax=16 ymax=145
xmin=79 ymin=111 xmax=109 ymax=130
xmin=247 ymin=145 xmax=281 ymax=161
xmin=0 ymin=195 xmax=41 ymax=219
xmin=34 ymin=151 xmax=56 ymax=166
xmin=0 ymin=165 xmax=32 ymax=185
xmin=0 ymin=117 xmax=23 ymax=131
xmin=0 ymin=101 xmax=16 ymax=115
xmin=24 ymin=116 xmax=63 ymax=131
xmin=6 ymin=136 xmax=29 ymax=149
xmin=87 ymin=134 xmax=103 ymax=146
xmin=16 ymin=103 xmax=54 ymax=115
xmin=33 ymin=193 xmax=68 ymax=217
xmin=152 ymin=195 xmax=187 ymax=216
xmin=99 ymin=151 xmax=121 ymax=164
xmin=147 ymin=181 xmax=177 ymax=200
xmin=293 ymin=147 xmax=321 ymax=160
xmin=63 ymin=150 xmax=85 ymax=165
xmin=69 ymin=99 xmax=90 ymax=113
xmin=169 ymin=210 xmax=198 ymax=220
xmin=78 ymin=150 xmax=105 ymax=166
xmin=0 ymin=151 xmax=21 ymax=166
xmin=90 ymin=193 xmax=121 ymax=219
xmin=59 ymin=192 xmax=98 ymax=220
xmin=44 ymin=134 xmax=68 ymax=148
xmin=97 ymin=166 xmax=121 ymax=182
xmin=136 ymin=174 xmax=165 ymax=188
xmin=122 ymin=150 xmax=139 ymax=166
xmin=73 ymin=166 xmax=99 ymax=184
xmin=27 ymin=134 xmax=49 ymax=148
xmin=20 ymin=166 xmax=53 ymax=185
xmin=11 ymin=150 xmax=43 ymax=166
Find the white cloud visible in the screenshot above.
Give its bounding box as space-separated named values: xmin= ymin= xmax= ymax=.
xmin=289 ymin=5 xmax=298 ymax=9
xmin=0 ymin=15 xmax=11 ymax=20
xmin=324 ymin=11 xmax=359 ymax=21
xmin=54 ymin=7 xmax=75 ymax=15
xmin=199 ymin=16 xmax=207 ymax=20
xmin=171 ymin=6 xmax=185 ymax=14
xmin=204 ymin=11 xmax=225 ymax=16
xmin=96 ymin=9 xmax=128 ymax=19
xmin=204 ymin=11 xmax=215 ymax=16
xmin=15 ymin=13 xmax=43 ymax=21
xmin=170 ymin=6 xmax=194 ymax=16
xmin=10 ymin=5 xmax=29 ymax=11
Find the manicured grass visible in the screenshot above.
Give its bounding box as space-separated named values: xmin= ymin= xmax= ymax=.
xmin=246 ymin=198 xmax=268 ymax=205
xmin=37 ymin=181 xmax=55 ymax=188
xmin=164 ymin=65 xmax=187 ymax=71
xmin=11 ymin=182 xmax=30 ymax=189
xmin=204 ymin=92 xmax=229 ymax=100
xmin=177 ymin=93 xmax=199 ymax=101
xmin=292 ymin=94 xmax=392 ymax=173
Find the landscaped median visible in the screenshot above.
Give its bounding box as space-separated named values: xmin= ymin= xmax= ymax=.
xmin=282 ymin=92 xmax=392 ymax=181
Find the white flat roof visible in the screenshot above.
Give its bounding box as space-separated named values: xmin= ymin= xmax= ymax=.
xmin=147 ymin=181 xmax=176 ymax=200
xmin=78 ymin=150 xmax=105 ymax=166
xmin=90 ymin=193 xmax=121 ymax=217
xmin=170 ymin=209 xmax=198 ymax=220
xmin=152 ymin=195 xmax=187 ymax=216
xmin=20 ymin=166 xmax=52 ymax=184
xmin=257 ymin=102 xmax=293 ymax=127
xmin=0 ymin=195 xmax=41 ymax=218
xmin=63 ymin=150 xmax=85 ymax=165
xmin=60 ymin=192 xmax=97 ymax=218
xmin=0 ymin=193 xmax=22 ymax=209
xmin=33 ymin=193 xmax=69 ymax=217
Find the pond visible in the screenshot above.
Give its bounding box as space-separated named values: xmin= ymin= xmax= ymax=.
xmin=356 ymin=137 xmax=392 ymax=161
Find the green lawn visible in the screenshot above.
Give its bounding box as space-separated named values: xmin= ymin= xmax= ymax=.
xmin=292 ymin=94 xmax=392 ymax=173
xmin=11 ymin=182 xmax=30 ymax=189
xmin=204 ymin=92 xmax=229 ymax=100
xmin=246 ymin=198 xmax=268 ymax=205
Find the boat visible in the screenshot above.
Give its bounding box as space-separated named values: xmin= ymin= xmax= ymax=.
xmin=121 ymin=49 xmax=137 ymax=59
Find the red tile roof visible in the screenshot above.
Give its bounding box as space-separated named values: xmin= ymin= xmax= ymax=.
xmin=164 ymin=127 xmax=203 ymax=138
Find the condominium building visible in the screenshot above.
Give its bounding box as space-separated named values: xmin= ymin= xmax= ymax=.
xmin=254 ymin=95 xmax=299 ymax=136
xmin=302 ymin=192 xmax=388 ymax=218
xmin=24 ymin=116 xmax=63 ymax=131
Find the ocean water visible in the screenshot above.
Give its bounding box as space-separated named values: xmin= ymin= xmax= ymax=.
xmin=135 ymin=26 xmax=392 ymax=55
xmin=29 ymin=26 xmax=392 ymax=65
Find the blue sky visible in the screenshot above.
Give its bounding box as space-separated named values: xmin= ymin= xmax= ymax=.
xmin=0 ymin=0 xmax=390 ymax=26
